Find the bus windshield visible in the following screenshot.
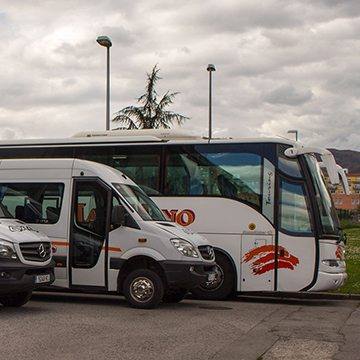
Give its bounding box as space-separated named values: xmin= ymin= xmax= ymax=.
xmin=305 ymin=155 xmax=340 ymax=235
xmin=113 ymin=183 xmax=167 ymax=222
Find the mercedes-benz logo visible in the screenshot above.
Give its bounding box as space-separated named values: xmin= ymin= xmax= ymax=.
xmin=38 ymin=244 xmax=47 ymax=258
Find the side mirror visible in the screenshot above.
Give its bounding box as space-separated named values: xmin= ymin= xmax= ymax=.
xmin=112 ymin=205 xmax=126 ymax=227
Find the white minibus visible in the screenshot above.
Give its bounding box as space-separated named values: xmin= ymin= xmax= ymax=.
xmin=0 ymin=158 xmax=216 ymax=308
xmin=0 ymin=130 xmax=348 ymax=300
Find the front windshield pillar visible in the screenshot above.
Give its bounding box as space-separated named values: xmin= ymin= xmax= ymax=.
xmin=304 ymin=155 xmax=340 ymax=237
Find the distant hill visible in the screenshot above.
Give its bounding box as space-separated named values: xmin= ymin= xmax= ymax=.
xmin=328 ymin=149 xmax=360 ymax=174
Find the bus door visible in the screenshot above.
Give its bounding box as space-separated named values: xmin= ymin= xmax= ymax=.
xmin=240 ymin=232 xmax=274 ymax=291
xmin=69 ymin=179 xmax=111 ymax=289
xmin=276 ymin=177 xmax=316 ymax=291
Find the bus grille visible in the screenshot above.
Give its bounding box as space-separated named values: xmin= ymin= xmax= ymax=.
xmin=19 ymin=242 xmax=51 ymax=262
xmin=198 ymin=245 xmax=215 ymax=261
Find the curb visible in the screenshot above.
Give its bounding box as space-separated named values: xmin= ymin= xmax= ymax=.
xmin=236 ymin=291 xmax=360 ymax=301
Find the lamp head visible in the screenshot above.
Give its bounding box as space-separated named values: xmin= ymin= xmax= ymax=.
xmin=207 ymin=64 xmax=216 ymax=72
xmin=96 ymin=36 xmax=112 ymax=48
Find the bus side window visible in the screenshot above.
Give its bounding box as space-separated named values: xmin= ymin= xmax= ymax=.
xmin=279 ymin=179 xmax=313 ymax=235
xmin=112 ymin=149 xmax=161 ymax=196
xmin=278 ymin=145 xmax=303 ymax=178
xmin=165 ymin=147 xmax=262 ymax=209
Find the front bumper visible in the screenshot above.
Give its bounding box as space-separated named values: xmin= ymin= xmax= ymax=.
xmin=308 ymin=271 xmax=348 ymax=292
xmin=0 ymin=260 xmax=55 ymax=295
xmin=160 ymin=260 xmax=217 ymax=290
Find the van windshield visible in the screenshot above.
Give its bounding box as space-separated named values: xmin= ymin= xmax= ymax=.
xmin=0 ymin=203 xmax=13 ymax=219
xmin=113 ymin=183 xmax=167 ymax=221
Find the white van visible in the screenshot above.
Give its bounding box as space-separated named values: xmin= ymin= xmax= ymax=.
xmin=0 ymin=217 xmax=54 ymax=307
xmin=0 ymin=158 xmax=216 ymax=308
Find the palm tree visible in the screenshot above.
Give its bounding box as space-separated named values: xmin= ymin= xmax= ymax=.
xmin=112 ymin=65 xmax=189 ymax=129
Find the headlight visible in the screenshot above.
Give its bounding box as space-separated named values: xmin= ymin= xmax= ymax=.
xmin=170 ymin=239 xmax=199 ymax=258
xmin=0 ymin=240 xmax=17 ymax=260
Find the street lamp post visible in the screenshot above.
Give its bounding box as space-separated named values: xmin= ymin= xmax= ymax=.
xmin=207 ymin=64 xmax=216 ymax=140
xmin=287 ymin=129 xmax=299 ymax=142
xmin=96 ymin=35 xmax=112 ymax=131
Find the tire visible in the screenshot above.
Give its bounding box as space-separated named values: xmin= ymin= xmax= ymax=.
xmin=192 ymin=252 xmax=235 ymax=300
xmin=0 ymin=291 xmax=32 ymax=307
xmin=163 ymin=288 xmax=188 ymax=303
xmin=123 ymin=269 xmax=164 ymax=309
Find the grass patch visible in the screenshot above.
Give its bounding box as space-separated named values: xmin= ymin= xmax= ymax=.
xmin=336 ymin=227 xmax=360 ymax=294
xmin=340 ymin=219 xmax=360 ymax=229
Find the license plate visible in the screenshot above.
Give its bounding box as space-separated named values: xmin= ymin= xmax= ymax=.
xmin=35 ymin=274 xmax=51 ymax=284
xmin=207 ymin=273 xmax=216 ymax=282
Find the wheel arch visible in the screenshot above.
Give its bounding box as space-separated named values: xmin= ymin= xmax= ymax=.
xmin=213 ymin=247 xmax=238 ymax=293
xmin=116 ymin=255 xmax=166 ymax=293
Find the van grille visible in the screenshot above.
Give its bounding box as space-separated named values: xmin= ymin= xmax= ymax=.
xmin=198 ymin=245 xmax=215 ymax=261
xmin=19 ymin=242 xmax=51 ymax=262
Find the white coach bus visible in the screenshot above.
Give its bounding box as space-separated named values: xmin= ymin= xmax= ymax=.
xmin=0 ymin=129 xmax=348 ymax=299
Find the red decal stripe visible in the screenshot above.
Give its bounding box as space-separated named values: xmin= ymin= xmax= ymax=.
xmin=243 ymin=244 xmax=299 ymax=276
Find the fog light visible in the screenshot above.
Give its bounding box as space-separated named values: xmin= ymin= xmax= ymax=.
xmin=189 ymin=266 xmax=195 ymax=272
xmin=322 ymin=259 xmax=339 ymax=267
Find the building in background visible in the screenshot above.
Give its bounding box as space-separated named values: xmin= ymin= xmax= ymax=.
xmin=325 ymin=173 xmax=360 ymax=213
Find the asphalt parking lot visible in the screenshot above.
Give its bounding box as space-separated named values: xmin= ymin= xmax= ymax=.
xmin=0 ymin=293 xmax=359 ymax=360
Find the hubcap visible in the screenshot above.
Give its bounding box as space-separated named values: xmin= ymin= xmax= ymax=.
xmin=129 ymin=277 xmax=154 ymax=303
xmin=201 ymin=265 xmax=224 ymax=291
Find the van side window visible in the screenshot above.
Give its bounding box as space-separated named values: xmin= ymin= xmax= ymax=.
xmin=72 ymin=180 xmax=109 ymax=268
xmin=111 ymin=194 xmax=139 ymax=230
xmin=0 ymin=183 xmax=64 ymax=224
xmin=111 ymin=195 xmax=123 ymax=231
xmin=74 ymin=182 xmax=107 ymax=237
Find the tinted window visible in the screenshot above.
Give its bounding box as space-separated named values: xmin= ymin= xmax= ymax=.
xmin=0 ymin=147 xmax=74 ymax=159
xmin=165 ymin=146 xmax=262 ymax=208
xmin=0 ymin=183 xmax=64 ymax=224
xmin=72 ymin=180 xmax=109 ymax=268
xmin=278 ymin=145 xmax=302 ymax=178
xmin=113 ymin=147 xmax=161 ymax=195
xmin=279 ymin=179 xmax=312 ymax=234
xmin=74 ymin=146 xmax=113 ymax=166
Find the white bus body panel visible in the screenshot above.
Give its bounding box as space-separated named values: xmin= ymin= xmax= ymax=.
xmin=153 ymin=197 xmax=280 ymax=291
xmin=153 ymin=197 xmax=319 ymax=292
xmin=240 ymin=234 xmax=274 ymax=291
xmin=276 ymin=232 xmax=316 ymax=291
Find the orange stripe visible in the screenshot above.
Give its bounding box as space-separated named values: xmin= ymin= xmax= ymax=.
xmin=52 ymin=241 xmax=121 ymax=253
xmin=106 ymin=246 xmax=122 ymax=253
xmin=52 ymin=241 xmax=69 ymax=247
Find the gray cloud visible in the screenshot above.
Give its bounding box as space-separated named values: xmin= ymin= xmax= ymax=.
xmin=263 ymin=85 xmax=314 ymax=106
xmin=0 ymin=0 xmax=359 ymax=150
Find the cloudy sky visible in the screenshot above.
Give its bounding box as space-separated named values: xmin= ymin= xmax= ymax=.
xmin=0 ymin=0 xmax=359 ymax=150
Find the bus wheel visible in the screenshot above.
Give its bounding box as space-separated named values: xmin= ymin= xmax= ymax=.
xmin=191 ymin=252 xmax=235 ymax=300
xmin=0 ymin=291 xmax=32 ymax=307
xmin=123 ymin=269 xmax=164 ymax=309
xmin=163 ymin=288 xmax=188 ymax=303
